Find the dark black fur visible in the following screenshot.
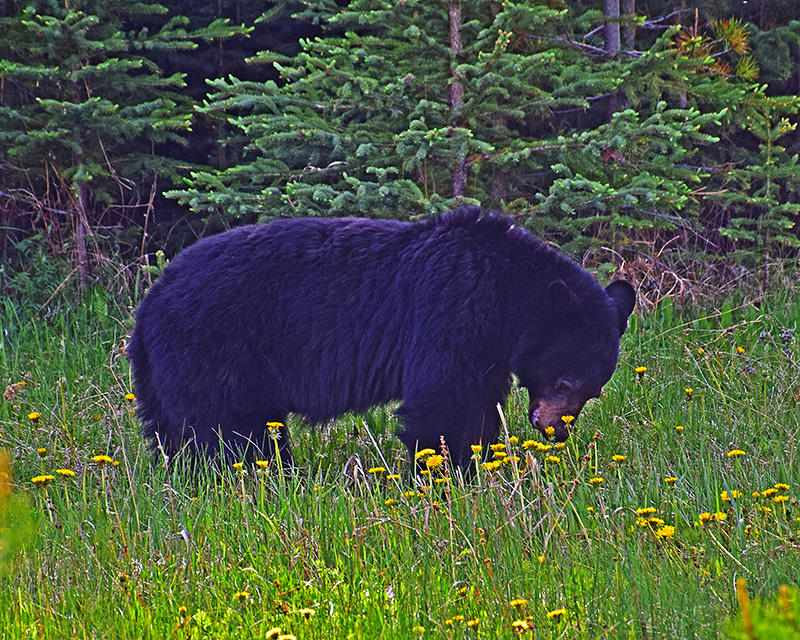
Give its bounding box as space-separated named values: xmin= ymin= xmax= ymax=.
xmin=127 ymin=207 xmax=635 ymax=466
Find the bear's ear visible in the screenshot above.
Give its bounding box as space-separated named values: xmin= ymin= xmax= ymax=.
xmin=545 ymin=279 xmax=574 ymax=309
xmin=605 ymin=280 xmax=636 ymax=334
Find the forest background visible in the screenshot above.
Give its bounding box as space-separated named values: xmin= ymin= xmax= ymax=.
xmin=1 ymin=0 xmax=799 ymax=307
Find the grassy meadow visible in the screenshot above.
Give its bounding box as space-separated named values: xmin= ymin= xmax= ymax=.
xmin=1 ymin=285 xmax=798 ymax=639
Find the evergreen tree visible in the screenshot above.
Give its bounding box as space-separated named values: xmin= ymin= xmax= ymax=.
xmin=0 ymin=0 xmax=245 ymax=292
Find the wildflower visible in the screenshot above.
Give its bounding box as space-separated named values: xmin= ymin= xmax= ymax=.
xmin=470 ymin=444 xmax=483 ymax=454
xmin=636 ymin=507 xmax=657 ymax=515
xmin=698 ymin=512 xmax=712 ymax=524
xmin=675 ymin=425 xmax=684 ymax=432
xmin=697 ymin=347 xmax=705 ymax=356
xmin=684 ymin=387 xmax=693 ymax=399
xmin=612 ymin=454 xmax=626 ymax=463
xmin=727 ymin=449 xmax=746 ymax=458
xmin=490 ymin=443 xmax=506 ymax=452
xmin=547 ymin=608 xmax=567 ymax=618
xmin=545 ymin=426 xmax=555 ymax=437
xmin=509 ymin=598 xmax=528 ymax=608
xmin=522 ymin=440 xmax=536 ymax=449
xmin=415 ymin=448 xmax=436 ymax=459
xmin=720 ymin=490 xmax=741 ymax=502
xmin=124 ymin=393 xmax=136 ymax=401
xmin=118 ymin=573 xmax=129 ymax=585
xmin=467 ymin=619 xmax=480 ymax=627
xmin=277 ymin=635 xmax=297 ymax=640
xmin=586 ymin=506 xmax=594 ymax=513
xmin=92 ymin=454 xmax=113 ymax=464
xmin=384 ymin=498 xmax=395 ymax=506
xmin=266 ymin=422 xmax=284 ymax=429
xmin=31 ymin=474 xmax=55 ymax=486
xmin=28 ymin=412 xmax=41 ymax=421
xmin=425 ymin=455 xmax=444 ymax=470
xmin=714 ymin=511 xmax=728 ymax=521
xmin=255 ymin=460 xmax=269 ymax=469
xmin=655 ymin=525 xmax=676 ymax=539
xmin=411 ymin=625 xmax=425 ymax=633
xmin=664 ymin=477 xmax=677 ymax=485
xmin=482 ymin=460 xmax=502 ymax=472
xmin=635 ymin=366 xmax=647 ymax=375
xmin=512 ymin=619 xmax=530 ymax=631
xmin=232 ymin=462 xmax=244 ymax=471
xmin=736 ymin=346 xmax=745 ymax=354
xmin=435 ymin=477 xmax=450 ymax=484
xmin=773 ymin=495 xmax=789 ymax=503
xmin=297 ymin=608 xmax=315 ymax=619
xmin=561 ymin=415 xmax=575 ymax=424
xmin=266 ymin=628 xmax=282 ymax=640
xmin=752 ymin=491 xmax=760 ymax=499
xmin=368 ymin=466 xmax=386 ymax=474
xmin=56 ymin=468 xmax=76 ymax=477
xmin=178 ymin=606 xmax=188 ymax=618
xmin=387 ymin=474 xmax=401 ymax=480
xmin=232 ymin=590 xmax=249 ymax=602
xmin=37 ymin=447 xmax=46 ymax=457
xmin=554 ymin=442 xmax=565 ymax=449
xmin=774 ymin=483 xmax=790 ymax=490
xmin=493 ymin=450 xmax=508 ymax=459
xmin=762 ymin=487 xmax=778 ymax=498
xmin=589 ymin=477 xmax=603 ymax=485
xmin=545 ymin=455 xmax=560 ymax=464
xmin=509 ymin=436 xmax=519 ymax=445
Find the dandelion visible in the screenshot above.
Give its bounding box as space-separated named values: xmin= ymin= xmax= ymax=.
xmin=387 ymin=474 xmax=401 ymax=480
xmin=297 ymin=608 xmax=315 ymax=619
xmin=655 ymin=525 xmax=676 ymax=539
xmin=545 ymin=426 xmax=555 ymax=437
xmin=435 ymin=477 xmax=450 ymax=484
xmin=470 ymin=444 xmax=483 ymax=454
xmin=697 ymin=347 xmax=705 ymax=356
xmin=547 ymin=608 xmax=567 ymax=619
xmin=415 ymin=448 xmax=436 ymax=459
xmin=178 ymin=606 xmax=188 ymax=618
xmin=28 ymin=412 xmax=41 ymax=421
xmin=664 ymin=477 xmax=677 ymax=485
xmin=612 ymin=455 xmax=626 ymax=463
xmin=482 ymin=460 xmax=502 ymax=472
xmin=124 ymin=393 xmax=136 ymax=401
xmin=752 ymin=491 xmax=761 ymax=499
xmin=118 ymin=573 xmax=129 ymax=586
xmin=720 ymin=490 xmax=741 ymax=502
xmin=92 ymin=454 xmax=113 ymax=464
xmin=684 ymin=387 xmax=693 ymax=399
xmin=512 ymin=619 xmax=530 ymax=632
xmin=36 ymin=447 xmax=46 ymax=457
xmin=56 ymin=468 xmax=76 ymax=477
xmin=266 ymin=422 xmax=284 ymax=429
xmin=266 ymin=628 xmax=282 ymax=639
xmin=636 ymin=507 xmax=657 ymax=515
xmin=490 ymin=443 xmax=506 ymax=452
xmin=509 ymin=436 xmax=519 ymax=445
xmin=232 ymin=462 xmax=244 ymax=471
xmin=411 ymin=625 xmax=425 ymax=633
xmin=762 ymin=487 xmax=778 ymax=497
xmin=467 ymin=619 xmax=480 ymax=627
xmin=586 ymin=506 xmax=594 ymax=513
xmin=509 ymin=598 xmax=528 ymax=608
xmin=545 ymin=455 xmax=560 ymax=464
xmin=714 ymin=511 xmax=728 ymax=521
xmin=736 ymin=346 xmax=745 ymax=354
xmin=635 ymin=366 xmax=647 ymax=377
xmin=232 ymin=590 xmax=249 ymax=603
xmin=493 ymin=450 xmax=508 ymax=459
xmin=589 ymin=477 xmax=603 ymax=485
xmin=675 ymin=425 xmax=684 ymax=432
xmin=384 ymin=498 xmax=395 ymax=506
xmin=277 ymin=635 xmax=297 ymax=640
xmin=255 ymin=460 xmax=269 ymax=469
xmin=521 ymin=440 xmax=536 ymax=449
xmin=774 ymin=483 xmax=790 ymax=490
xmin=561 ymin=415 xmax=575 ymax=424
xmin=31 ymin=474 xmax=54 ymax=487
xmin=425 ymin=455 xmax=444 ymax=470
xmin=368 ymin=466 xmax=386 ymax=474
xmin=773 ymin=495 xmax=789 ymax=503
xmin=698 ymin=512 xmax=712 ymax=524
xmin=727 ymin=449 xmax=746 ymax=458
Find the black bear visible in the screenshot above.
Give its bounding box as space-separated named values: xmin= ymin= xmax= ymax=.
xmin=128 ymin=207 xmax=635 ymax=467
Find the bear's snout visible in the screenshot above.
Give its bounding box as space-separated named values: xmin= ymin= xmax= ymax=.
xmin=530 ymin=401 xmax=577 ymax=443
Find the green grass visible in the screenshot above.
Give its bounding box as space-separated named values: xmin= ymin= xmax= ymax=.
xmin=1 ymin=289 xmax=798 ymax=639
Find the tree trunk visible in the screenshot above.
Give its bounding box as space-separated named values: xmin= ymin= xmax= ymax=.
xmin=621 ymin=0 xmax=635 ymax=51
xmin=604 ymin=0 xmax=621 ymax=57
xmin=449 ymin=0 xmax=467 ymax=197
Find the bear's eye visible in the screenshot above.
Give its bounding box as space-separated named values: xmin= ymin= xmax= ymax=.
xmin=554 ymin=379 xmax=574 ymax=395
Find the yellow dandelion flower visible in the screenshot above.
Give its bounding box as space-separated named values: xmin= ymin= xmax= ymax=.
xmin=589 ymin=477 xmax=603 ymax=485
xmin=612 ymin=454 xmax=626 ymax=462
xmin=384 ymin=498 xmax=395 ymax=506
xmin=561 ymin=415 xmax=575 ymax=424
xmin=404 ymin=490 xmax=415 ymax=498
xmin=266 ymin=628 xmax=282 ymax=640
xmin=28 ymin=411 xmax=41 ymax=421
xmin=636 ymin=518 xmax=650 ymax=527
xmin=36 ymin=447 xmax=46 ymax=456
xmin=536 ymin=442 xmax=552 ymax=451
xmin=482 ymin=460 xmax=502 ymax=472
xmin=664 ymin=477 xmax=677 ymax=485
xmin=56 ymin=468 xmax=76 ymax=477
xmin=298 ymin=608 xmax=315 ymax=619
xmin=545 ymin=455 xmax=560 ymax=464
xmin=773 ymin=495 xmax=789 ymax=503
xmin=118 ymin=573 xmax=129 ymax=585
xmin=509 ymin=598 xmax=528 ymax=608
xmin=493 ymin=450 xmax=508 ymax=459
xmin=415 ymin=448 xmax=436 ymax=459
xmin=545 ymin=426 xmax=555 ymax=437
xmin=425 ymin=455 xmax=444 ymax=469
xmin=232 ymin=462 xmax=244 ymax=471
xmin=368 ymin=466 xmax=386 ymax=474
xmin=470 ymin=444 xmax=483 ymax=453
xmin=512 ymin=619 xmax=530 ymax=631
xmin=419 ymin=469 xmax=430 ymax=476
xmin=720 ymin=490 xmax=741 ymax=502
xmin=636 ymin=507 xmax=657 ymax=515
xmin=762 ymin=487 xmax=778 ymax=497
xmin=92 ymin=454 xmax=113 ymax=464
xmin=727 ymin=449 xmax=746 ymax=457
xmin=586 ymin=506 xmax=594 ymax=513
xmin=467 ymin=618 xmax=480 ymax=627
xmin=655 ymin=525 xmax=676 ymax=539
xmin=697 ymin=347 xmax=705 ymax=356
xmin=31 ymin=474 xmax=55 ymax=486
xmin=277 ymin=635 xmax=297 ymax=640
xmin=547 ymin=608 xmax=567 ymax=618
xmin=521 ymin=440 xmax=536 ymax=449
xmin=714 ymin=511 xmax=727 ymax=521
xmin=736 ymin=346 xmax=745 ymax=354
xmin=178 ymin=606 xmax=188 ymax=618
xmin=774 ymin=483 xmax=790 ymax=490
xmin=509 ymin=436 xmax=519 ymax=445
xmin=255 ymin=460 xmax=269 ymax=469
xmin=232 ymin=590 xmax=249 ymax=602
xmin=266 ymin=421 xmax=284 ymax=429
xmin=698 ymin=512 xmax=712 ymax=524
xmin=489 ymin=443 xmax=506 ymax=452
xmin=684 ymin=387 xmax=693 ymax=398
xmin=387 ymin=473 xmax=401 ymax=480
xmin=635 ymin=366 xmax=647 ymax=375
xmin=16 ymin=381 xmax=26 ymax=387
xmin=675 ymin=425 xmax=684 ymax=432
xmin=554 ymin=442 xmax=565 ymax=449
xmin=752 ymin=491 xmax=760 ymax=499
xmin=648 ymin=517 xmax=665 ymax=526
xmin=411 ymin=625 xmax=425 ymax=633
xmin=124 ymin=393 xmax=136 ymax=401
xmin=435 ymin=477 xmax=450 ymax=484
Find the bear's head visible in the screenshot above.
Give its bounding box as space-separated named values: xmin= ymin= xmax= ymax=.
xmin=511 ymin=279 xmax=635 ymax=442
